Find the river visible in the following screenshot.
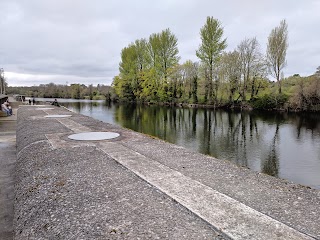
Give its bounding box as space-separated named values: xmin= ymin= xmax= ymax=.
xmin=34 ymin=98 xmax=320 ymax=189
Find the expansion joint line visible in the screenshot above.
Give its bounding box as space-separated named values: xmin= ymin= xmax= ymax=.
xmin=56 ymin=118 xmax=91 ymax=133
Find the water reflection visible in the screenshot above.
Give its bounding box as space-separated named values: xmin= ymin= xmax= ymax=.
xmin=57 ymin=99 xmax=320 ymax=189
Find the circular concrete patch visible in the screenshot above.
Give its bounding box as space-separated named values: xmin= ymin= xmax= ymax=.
xmin=68 ymin=132 xmax=120 ymax=141
xmin=44 ymin=115 xmax=72 ymax=118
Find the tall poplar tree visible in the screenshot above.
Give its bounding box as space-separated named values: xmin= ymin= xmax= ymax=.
xmin=196 ymin=17 xmax=227 ymax=104
xmin=158 ymin=28 xmax=180 ymax=81
xmin=266 ymin=19 xmax=288 ymax=94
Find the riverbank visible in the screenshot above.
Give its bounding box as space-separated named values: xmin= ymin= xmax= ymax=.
xmin=113 ymin=98 xmax=320 ymax=113
xmin=14 ymin=105 xmax=320 ymax=239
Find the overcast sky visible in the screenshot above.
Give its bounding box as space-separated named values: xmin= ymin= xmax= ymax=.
xmin=0 ymin=0 xmax=319 ymax=87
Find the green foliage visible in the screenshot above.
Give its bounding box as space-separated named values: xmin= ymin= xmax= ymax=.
xmin=110 ymin=19 xmax=319 ymax=112
xmin=196 ymin=17 xmax=227 ymax=104
xmin=288 ymin=75 xmax=320 ymax=110
xmin=251 ymin=93 xmax=288 ymax=109
xmin=196 ymin=17 xmax=227 ymax=64
xmin=113 ymin=28 xmax=180 ymax=103
xmin=140 ymin=68 xmax=158 ymax=101
xmin=158 ymin=29 xmax=180 ymax=79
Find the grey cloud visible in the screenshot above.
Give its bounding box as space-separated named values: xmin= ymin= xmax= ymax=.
xmin=0 ymin=0 xmax=319 ymax=86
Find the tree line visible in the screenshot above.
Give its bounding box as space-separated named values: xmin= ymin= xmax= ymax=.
xmin=0 ymin=68 xmax=8 ymax=95
xmin=111 ymin=17 xmax=320 ymax=111
xmin=7 ymin=83 xmax=112 ymax=100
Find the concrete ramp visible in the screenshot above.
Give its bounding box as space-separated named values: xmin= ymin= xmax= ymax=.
xmin=14 ymin=106 xmax=320 ymax=239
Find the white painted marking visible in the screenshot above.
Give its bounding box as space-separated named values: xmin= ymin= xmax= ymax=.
xmin=44 ymin=115 xmax=72 ymax=118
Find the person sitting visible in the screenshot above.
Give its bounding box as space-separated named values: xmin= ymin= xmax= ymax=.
xmin=51 ymin=99 xmax=60 ymax=107
xmin=1 ymin=101 xmax=11 ymax=116
xmin=6 ymin=102 xmax=13 ymax=115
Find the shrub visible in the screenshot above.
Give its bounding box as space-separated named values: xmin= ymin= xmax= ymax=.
xmin=251 ymin=94 xmax=288 ymax=110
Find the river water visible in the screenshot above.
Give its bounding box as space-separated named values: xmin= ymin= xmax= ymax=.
xmin=36 ymin=98 xmax=320 ymax=189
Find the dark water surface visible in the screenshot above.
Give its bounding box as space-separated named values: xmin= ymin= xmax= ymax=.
xmin=37 ymin=98 xmax=320 ymax=189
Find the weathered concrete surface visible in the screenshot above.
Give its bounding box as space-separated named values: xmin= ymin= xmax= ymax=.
xmin=15 ymin=106 xmax=226 ymax=240
xmin=0 ymin=105 xmax=17 ymax=240
xmin=14 ymin=105 xmax=320 ymax=240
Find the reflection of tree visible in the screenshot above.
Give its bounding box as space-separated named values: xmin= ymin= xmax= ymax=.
xmin=249 ymin=113 xmax=259 ymax=140
xmin=192 ymin=108 xmax=197 ymax=136
xmin=162 ymin=107 xmax=168 ymax=139
xmin=105 ymin=100 xmax=111 ymax=108
xmin=262 ymin=124 xmax=279 ymax=177
xmin=225 ymin=112 xmax=250 ymax=166
xmin=294 ymin=113 xmax=320 ymax=139
xmin=73 ymin=101 xmax=81 ymax=112
xmin=199 ymin=109 xmax=212 ymax=155
xmin=296 ymin=114 xmax=303 ymax=139
xmin=89 ymin=102 xmax=93 ymax=113
xmin=240 ymin=113 xmax=248 ymax=166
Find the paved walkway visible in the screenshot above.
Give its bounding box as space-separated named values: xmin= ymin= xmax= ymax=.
xmin=0 ymin=99 xmax=17 ymax=240
xmin=13 ymin=105 xmax=320 ymax=239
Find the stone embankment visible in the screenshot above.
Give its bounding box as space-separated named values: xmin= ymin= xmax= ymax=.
xmin=14 ymin=105 xmax=320 ymax=239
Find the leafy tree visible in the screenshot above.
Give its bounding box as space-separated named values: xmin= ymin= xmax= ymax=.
xmin=196 ymin=17 xmax=227 ymax=104
xmin=135 ymin=38 xmax=148 ymax=71
xmin=266 ymin=19 xmax=289 ymax=94
xmin=157 ymin=28 xmax=180 ymax=81
xmin=190 ymin=61 xmax=199 ymax=103
xmin=220 ymin=51 xmax=241 ymax=104
xmin=140 ymin=68 xmax=158 ymax=101
xmin=70 ymin=84 xmax=81 ymax=99
xmin=131 ymin=39 xmax=149 ymax=100
xmin=180 ymin=60 xmax=199 ymax=103
xmin=237 ymin=37 xmax=265 ymax=100
xmin=118 ymin=44 xmax=139 ymax=100
xmin=147 ymin=33 xmax=160 ymax=69
xmin=88 ymin=84 xmax=93 ymax=100
xmin=0 ymin=68 xmax=7 ymax=94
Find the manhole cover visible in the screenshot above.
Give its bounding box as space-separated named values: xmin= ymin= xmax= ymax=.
xmin=36 ymin=108 xmax=55 ymax=110
xmin=44 ymin=115 xmax=72 ymax=118
xmin=68 ymin=132 xmax=120 ymax=141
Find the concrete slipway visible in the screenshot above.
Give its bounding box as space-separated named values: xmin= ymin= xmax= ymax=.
xmin=10 ymin=105 xmax=320 ymax=239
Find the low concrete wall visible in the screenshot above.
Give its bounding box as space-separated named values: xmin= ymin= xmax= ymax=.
xmin=14 ymin=105 xmax=320 ymax=239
